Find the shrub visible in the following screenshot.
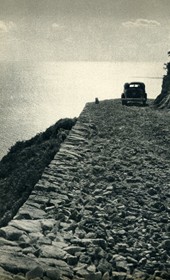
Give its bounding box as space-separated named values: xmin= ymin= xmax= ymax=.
xmin=0 ymin=117 xmax=77 ymax=226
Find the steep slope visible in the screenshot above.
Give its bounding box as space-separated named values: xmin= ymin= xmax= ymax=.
xmin=154 ymin=61 xmax=170 ymax=108
xmin=0 ymin=118 xmax=77 ymax=227
xmin=0 ymin=100 xmax=169 ymax=280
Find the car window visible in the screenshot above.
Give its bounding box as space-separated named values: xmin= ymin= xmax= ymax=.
xmin=129 ymin=84 xmax=139 ymax=87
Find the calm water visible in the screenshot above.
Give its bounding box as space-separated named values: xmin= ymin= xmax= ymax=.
xmin=0 ymin=61 xmax=164 ymax=159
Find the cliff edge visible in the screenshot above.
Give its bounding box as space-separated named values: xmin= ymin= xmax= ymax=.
xmin=154 ymin=60 xmax=170 ymax=108
xmin=0 ymin=99 xmax=169 ymax=280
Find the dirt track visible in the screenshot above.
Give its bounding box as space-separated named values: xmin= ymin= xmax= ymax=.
xmin=72 ymin=99 xmax=170 ymax=277
xmin=0 ymin=99 xmax=170 ymax=279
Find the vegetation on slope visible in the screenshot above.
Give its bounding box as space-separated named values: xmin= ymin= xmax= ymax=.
xmin=0 ymin=117 xmax=77 ymax=227
xmin=154 ymin=51 xmax=170 ymax=108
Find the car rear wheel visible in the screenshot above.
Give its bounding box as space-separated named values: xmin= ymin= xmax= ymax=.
xmin=122 ymin=99 xmax=127 ymax=105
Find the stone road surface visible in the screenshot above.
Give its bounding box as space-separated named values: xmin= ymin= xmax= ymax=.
xmin=0 ymin=99 xmax=170 ymax=280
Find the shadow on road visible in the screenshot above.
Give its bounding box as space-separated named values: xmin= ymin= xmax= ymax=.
xmin=124 ymin=102 xmax=149 ymax=107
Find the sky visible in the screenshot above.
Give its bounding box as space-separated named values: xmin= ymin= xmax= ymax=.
xmin=0 ymin=0 xmax=170 ymax=62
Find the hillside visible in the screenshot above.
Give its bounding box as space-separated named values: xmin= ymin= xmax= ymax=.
xmin=0 ymin=99 xmax=169 ymax=280
xmin=154 ymin=59 xmax=170 ymax=108
xmin=0 ymin=118 xmax=77 ymax=227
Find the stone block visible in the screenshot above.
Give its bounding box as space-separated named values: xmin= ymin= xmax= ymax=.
xmin=26 ymin=266 xmax=44 ymax=280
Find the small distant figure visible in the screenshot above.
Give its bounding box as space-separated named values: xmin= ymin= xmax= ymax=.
xmin=95 ymin=97 xmax=99 ymax=104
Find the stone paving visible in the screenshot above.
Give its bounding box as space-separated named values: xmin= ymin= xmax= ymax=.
xmin=0 ymin=99 xmax=170 ymax=280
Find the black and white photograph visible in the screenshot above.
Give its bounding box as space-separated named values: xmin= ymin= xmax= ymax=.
xmin=0 ymin=1 xmax=170 ymax=279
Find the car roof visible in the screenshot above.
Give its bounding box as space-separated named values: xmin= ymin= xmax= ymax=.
xmin=129 ymin=82 xmax=145 ymax=85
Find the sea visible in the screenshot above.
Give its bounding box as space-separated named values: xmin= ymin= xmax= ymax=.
xmin=0 ymin=61 xmax=164 ymax=159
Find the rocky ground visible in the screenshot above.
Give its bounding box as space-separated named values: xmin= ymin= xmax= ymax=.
xmin=0 ymin=99 xmax=170 ymax=280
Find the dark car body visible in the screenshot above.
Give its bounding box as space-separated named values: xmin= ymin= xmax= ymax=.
xmin=121 ymin=82 xmax=147 ymax=105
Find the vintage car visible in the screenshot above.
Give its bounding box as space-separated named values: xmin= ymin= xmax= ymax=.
xmin=121 ymin=82 xmax=147 ymax=105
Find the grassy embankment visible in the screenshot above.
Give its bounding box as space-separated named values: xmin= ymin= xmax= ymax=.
xmin=0 ymin=117 xmax=77 ymax=227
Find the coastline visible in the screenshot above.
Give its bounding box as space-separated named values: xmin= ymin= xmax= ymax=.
xmin=0 ymin=99 xmax=169 ymax=279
